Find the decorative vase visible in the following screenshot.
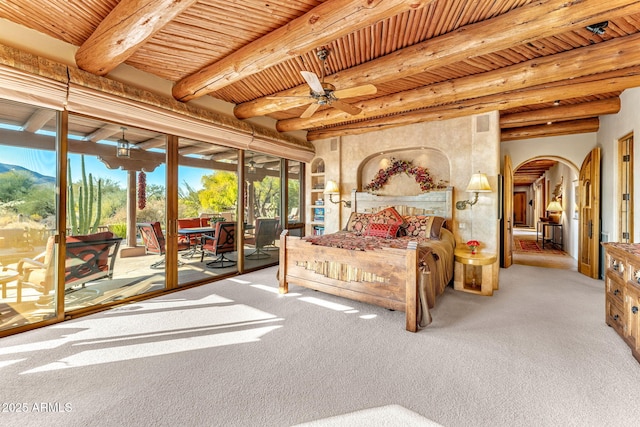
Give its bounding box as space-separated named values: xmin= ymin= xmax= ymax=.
xmin=466 ymin=240 xmax=480 ymax=255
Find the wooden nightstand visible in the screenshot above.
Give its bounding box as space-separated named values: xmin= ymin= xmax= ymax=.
xmin=453 ymin=248 xmax=498 ymax=296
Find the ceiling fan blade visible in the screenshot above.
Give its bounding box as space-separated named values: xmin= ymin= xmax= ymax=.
xmin=300 ymin=71 xmax=325 ymax=94
xmin=300 ymin=103 xmax=321 ymax=118
xmin=332 ymin=84 xmax=377 ymax=99
xmin=331 ymin=100 xmax=361 ymax=116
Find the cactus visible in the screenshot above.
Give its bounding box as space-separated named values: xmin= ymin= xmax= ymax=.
xmin=67 ymin=156 xmax=102 ymax=235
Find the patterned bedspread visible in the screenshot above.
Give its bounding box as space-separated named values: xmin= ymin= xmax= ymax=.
xmin=303 ymin=230 xmax=422 ymax=251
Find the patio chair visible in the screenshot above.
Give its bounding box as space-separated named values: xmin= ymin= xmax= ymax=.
xmin=14 ymin=231 xmax=122 ymax=302
xmin=200 ymin=221 xmax=236 ymax=268
xmin=137 ymin=222 xmax=189 ymax=269
xmin=245 ymin=218 xmax=280 ymax=260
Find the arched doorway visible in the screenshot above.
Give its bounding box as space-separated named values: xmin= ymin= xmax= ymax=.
xmin=511 ymin=156 xmax=579 ymax=270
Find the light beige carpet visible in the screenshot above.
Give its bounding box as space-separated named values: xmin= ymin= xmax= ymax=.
xmin=294 ymin=404 xmax=442 ymax=426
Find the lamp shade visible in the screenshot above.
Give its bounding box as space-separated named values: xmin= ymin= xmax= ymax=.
xmin=546 ymin=200 xmax=563 ymax=212
xmin=324 ymin=180 xmax=340 ymax=193
xmin=466 ymin=173 xmax=492 ymax=193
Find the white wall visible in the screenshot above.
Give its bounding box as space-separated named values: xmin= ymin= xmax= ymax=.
xmin=598 ymin=86 xmax=640 ymax=243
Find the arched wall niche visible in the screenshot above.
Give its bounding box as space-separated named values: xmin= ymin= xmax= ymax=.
xmin=359 ymin=147 xmax=451 ymax=196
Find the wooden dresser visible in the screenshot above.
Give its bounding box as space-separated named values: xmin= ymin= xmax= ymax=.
xmin=602 ymin=243 xmax=640 ymax=363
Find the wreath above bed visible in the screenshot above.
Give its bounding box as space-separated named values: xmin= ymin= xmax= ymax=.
xmin=364 ymin=158 xmax=448 ymax=192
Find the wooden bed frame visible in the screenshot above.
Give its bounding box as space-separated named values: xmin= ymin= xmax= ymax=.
xmin=278 ymin=188 xmax=453 ymax=332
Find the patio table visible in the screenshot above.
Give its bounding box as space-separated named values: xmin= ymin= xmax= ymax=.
xmin=178 ymin=227 xmax=216 ymax=258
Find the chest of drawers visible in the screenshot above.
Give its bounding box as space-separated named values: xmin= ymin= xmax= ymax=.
xmin=602 ymin=243 xmax=640 ymax=363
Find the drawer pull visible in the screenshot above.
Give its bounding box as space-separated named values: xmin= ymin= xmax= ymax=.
xmin=633 ymin=306 xmax=639 ymax=315
xmin=614 ymin=289 xmax=621 ymax=296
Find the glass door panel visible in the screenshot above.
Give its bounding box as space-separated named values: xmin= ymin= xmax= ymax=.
xmin=177 ymin=138 xmax=239 ymax=285
xmin=0 ymin=98 xmax=59 ymax=332
xmin=64 ymin=115 xmax=167 ymax=312
xmin=244 ymin=151 xmax=281 ymax=269
xmin=286 ymin=160 xmax=304 ymax=237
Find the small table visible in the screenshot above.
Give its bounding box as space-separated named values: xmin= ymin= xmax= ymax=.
xmin=541 ymin=222 xmax=563 ymax=250
xmin=178 ymin=227 xmax=216 ymax=258
xmin=453 ymin=249 xmax=498 ymax=296
xmin=1 ymin=268 xmax=20 ymax=301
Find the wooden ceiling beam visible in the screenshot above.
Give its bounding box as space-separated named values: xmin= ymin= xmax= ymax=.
xmin=306 ymin=66 xmax=640 ymax=140
xmin=172 ymin=0 xmax=433 ymax=102
xmin=22 ymin=109 xmax=56 ymax=133
xmin=501 ymin=118 xmax=600 ymax=141
xmin=279 ymin=32 xmax=640 ymax=132
xmin=76 ymin=0 xmax=199 ymax=76
xmin=500 ymin=98 xmax=620 ymax=129
xmin=234 ymin=0 xmax=640 ymax=119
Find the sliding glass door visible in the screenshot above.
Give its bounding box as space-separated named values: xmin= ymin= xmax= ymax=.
xmin=177 ymin=137 xmax=239 ymax=285
xmin=63 ymin=115 xmax=168 ymax=313
xmin=0 ymin=98 xmax=60 ymax=332
xmin=244 ymin=151 xmax=281 ymax=269
xmin=0 ymin=97 xmax=300 ymax=335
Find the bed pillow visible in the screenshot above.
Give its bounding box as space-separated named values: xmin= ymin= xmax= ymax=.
xmin=344 ymin=212 xmax=373 ymax=235
xmin=363 ymin=222 xmax=398 ymax=238
xmin=401 ymin=215 xmax=446 ymax=240
xmin=370 ymin=207 xmax=405 ymax=227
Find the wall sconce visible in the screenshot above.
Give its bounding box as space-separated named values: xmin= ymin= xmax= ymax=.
xmin=456 ymin=172 xmax=492 ymax=210
xmin=116 ymin=126 xmax=130 ymax=158
xmin=324 ymin=180 xmax=351 ymax=208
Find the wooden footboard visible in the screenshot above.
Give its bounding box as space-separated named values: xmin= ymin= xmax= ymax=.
xmin=279 ymin=230 xmax=419 ymax=332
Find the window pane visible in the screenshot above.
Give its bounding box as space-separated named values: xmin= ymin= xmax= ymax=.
xmin=0 ymin=98 xmax=58 ymax=332
xmin=64 ymin=115 xmax=167 ymax=312
xmin=244 ymin=152 xmax=281 ymax=269
xmin=177 ymin=138 xmax=239 ymax=285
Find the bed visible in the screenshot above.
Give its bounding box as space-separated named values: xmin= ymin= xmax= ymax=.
xmin=278 ymin=188 xmax=455 ymax=332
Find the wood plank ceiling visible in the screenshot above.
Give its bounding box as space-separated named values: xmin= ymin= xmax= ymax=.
xmin=1 ymin=0 xmax=640 ymax=162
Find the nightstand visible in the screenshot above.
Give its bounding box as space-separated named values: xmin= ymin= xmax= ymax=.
xmin=453 ymin=248 xmax=498 ymax=296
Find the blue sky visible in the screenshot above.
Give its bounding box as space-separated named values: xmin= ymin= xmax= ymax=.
xmin=0 ymin=145 xmax=208 ymax=191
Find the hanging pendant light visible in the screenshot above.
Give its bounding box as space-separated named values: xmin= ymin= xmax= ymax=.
xmin=248 ymin=157 xmax=256 ymax=174
xmin=117 ymin=126 xmax=130 ymax=158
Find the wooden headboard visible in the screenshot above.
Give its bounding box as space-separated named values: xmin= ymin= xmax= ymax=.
xmin=351 ymin=187 xmax=453 ymax=221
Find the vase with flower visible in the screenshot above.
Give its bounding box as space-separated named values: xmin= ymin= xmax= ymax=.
xmin=466 ymin=240 xmax=480 ymax=255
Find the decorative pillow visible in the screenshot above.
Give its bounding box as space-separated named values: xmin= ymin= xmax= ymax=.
xmin=363 ymin=222 xmax=398 ymax=239
xmin=401 ymin=215 xmax=446 ymax=240
xmin=370 ymin=207 xmax=405 ymax=227
xmin=345 ymin=212 xmax=373 ymax=235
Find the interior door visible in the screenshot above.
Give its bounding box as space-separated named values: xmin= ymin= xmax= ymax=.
xmin=578 ymin=148 xmax=601 ymax=279
xmin=513 ymin=191 xmax=527 ymax=225
xmin=502 ymin=155 xmax=514 ymax=268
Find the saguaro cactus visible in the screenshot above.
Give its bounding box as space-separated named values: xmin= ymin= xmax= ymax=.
xmin=68 ymin=156 xmax=102 ymax=235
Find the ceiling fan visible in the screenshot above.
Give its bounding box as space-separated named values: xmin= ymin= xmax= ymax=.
xmin=271 ymin=48 xmax=377 ymax=118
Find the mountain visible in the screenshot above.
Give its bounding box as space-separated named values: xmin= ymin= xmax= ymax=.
xmin=0 ymin=162 xmax=56 ymax=185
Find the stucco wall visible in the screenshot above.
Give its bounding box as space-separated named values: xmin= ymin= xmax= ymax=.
xmin=313 ymin=112 xmax=501 ymax=253
xmin=598 ymin=86 xmax=640 ymax=243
